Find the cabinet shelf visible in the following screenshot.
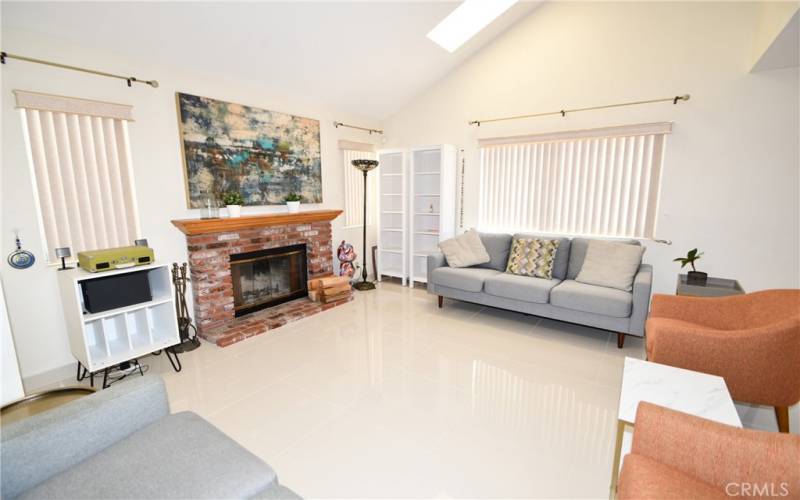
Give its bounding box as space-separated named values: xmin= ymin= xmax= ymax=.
xmin=82 ymin=296 xmax=173 ymax=322
xmin=58 ymin=264 xmax=180 ymax=372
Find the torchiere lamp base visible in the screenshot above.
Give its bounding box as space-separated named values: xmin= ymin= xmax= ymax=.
xmin=353 ymin=281 xmax=376 ymax=291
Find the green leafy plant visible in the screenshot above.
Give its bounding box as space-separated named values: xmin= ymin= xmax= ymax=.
xmin=221 ymin=191 xmax=244 ymax=206
xmin=673 ymin=248 xmax=704 ymax=272
xmin=284 ymin=192 xmax=302 ymax=202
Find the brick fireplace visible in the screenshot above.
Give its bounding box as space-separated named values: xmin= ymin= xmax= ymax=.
xmin=171 ymin=210 xmax=349 ymax=346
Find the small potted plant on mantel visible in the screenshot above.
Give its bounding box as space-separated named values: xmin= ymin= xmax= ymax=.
xmin=674 ymin=248 xmax=707 ymax=285
xmin=221 ymin=191 xmax=244 ymax=218
xmin=285 ymin=192 xmax=302 ymax=213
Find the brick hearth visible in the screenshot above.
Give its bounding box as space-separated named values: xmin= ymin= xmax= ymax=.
xmin=172 ymin=211 xmax=348 ymax=346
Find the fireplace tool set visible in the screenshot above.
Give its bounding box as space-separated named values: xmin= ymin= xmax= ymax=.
xmin=170 ymin=262 xmax=200 ymax=354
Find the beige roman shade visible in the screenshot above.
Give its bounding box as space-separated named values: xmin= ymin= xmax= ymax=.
xmin=15 ymin=90 xmax=140 ymax=262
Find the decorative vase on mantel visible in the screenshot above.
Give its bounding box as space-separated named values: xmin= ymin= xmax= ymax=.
xmin=285 ymin=193 xmax=302 ymax=214
xmin=221 ymin=191 xmax=244 ymax=218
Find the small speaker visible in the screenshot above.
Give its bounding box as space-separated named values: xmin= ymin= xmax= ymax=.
xmin=55 ymin=247 xmax=72 ymax=271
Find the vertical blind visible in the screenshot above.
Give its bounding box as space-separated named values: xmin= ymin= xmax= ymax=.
xmin=478 ymin=122 xmax=671 ymax=239
xmin=16 ymin=91 xmax=140 ymax=262
xmin=341 ymin=146 xmax=377 ymax=228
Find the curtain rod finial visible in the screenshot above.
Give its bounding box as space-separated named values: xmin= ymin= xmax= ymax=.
xmin=149 ymin=80 xmax=159 ymax=88
xmin=0 ymin=52 xmax=6 ymax=64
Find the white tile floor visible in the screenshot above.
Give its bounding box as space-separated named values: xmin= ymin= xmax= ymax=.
xmin=71 ymin=282 xmax=648 ymax=498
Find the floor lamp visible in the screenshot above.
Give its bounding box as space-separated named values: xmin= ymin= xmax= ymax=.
xmin=351 ymin=158 xmax=379 ymax=291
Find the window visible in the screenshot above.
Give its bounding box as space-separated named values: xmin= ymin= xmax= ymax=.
xmin=340 ymin=141 xmax=377 ymax=228
xmin=16 ymin=91 xmax=140 ymax=262
xmin=478 ymin=122 xmax=670 ymax=239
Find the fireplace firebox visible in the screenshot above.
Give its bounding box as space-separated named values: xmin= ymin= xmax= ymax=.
xmin=229 ymin=244 xmax=308 ymax=317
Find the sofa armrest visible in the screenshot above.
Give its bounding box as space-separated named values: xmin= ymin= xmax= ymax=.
xmin=1 ymin=375 xmax=170 ymax=499
xmin=427 ymin=253 xmax=447 ymax=293
xmin=628 ymin=264 xmax=652 ymax=335
xmin=629 ymin=402 xmax=800 ymax=493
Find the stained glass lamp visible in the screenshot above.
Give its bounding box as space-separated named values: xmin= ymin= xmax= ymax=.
xmin=351 ymin=159 xmax=379 ymax=291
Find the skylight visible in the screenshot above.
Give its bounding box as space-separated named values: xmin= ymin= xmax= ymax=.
xmin=427 ymin=0 xmax=519 ymax=53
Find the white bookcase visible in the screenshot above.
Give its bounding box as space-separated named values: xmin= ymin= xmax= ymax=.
xmin=409 ymin=144 xmax=457 ymax=285
xmin=376 ymin=149 xmax=409 ymax=285
xmin=57 ymin=264 xmax=180 ymax=373
xmin=376 ymin=144 xmax=457 ymax=287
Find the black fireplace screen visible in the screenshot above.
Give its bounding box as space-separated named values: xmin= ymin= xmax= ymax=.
xmin=229 ymin=244 xmax=308 ymax=317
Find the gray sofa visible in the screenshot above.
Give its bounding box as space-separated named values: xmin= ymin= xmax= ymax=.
xmin=427 ymin=233 xmax=652 ymax=347
xmin=1 ymin=376 xmax=300 ymax=500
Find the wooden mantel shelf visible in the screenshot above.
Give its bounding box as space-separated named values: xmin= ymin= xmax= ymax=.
xmin=171 ymin=209 xmax=343 ymax=236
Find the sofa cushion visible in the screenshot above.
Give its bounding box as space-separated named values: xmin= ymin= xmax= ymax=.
xmin=475 ymin=232 xmax=513 ymax=271
xmin=513 ymin=233 xmax=570 ymax=279
xmin=505 ymin=238 xmax=561 ymax=279
xmin=430 ymin=267 xmax=500 ymax=292
xmin=567 ymin=237 xmax=640 ymax=279
xmin=484 ymin=273 xmax=561 ymax=304
xmin=20 ymin=412 xmax=277 ymax=500
xmin=550 ymin=280 xmax=633 ymax=318
xmin=439 ymin=229 xmax=491 ymax=268
xmin=575 ymin=240 xmax=645 ymax=291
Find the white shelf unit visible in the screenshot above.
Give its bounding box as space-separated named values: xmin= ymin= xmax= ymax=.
xmin=57 ymin=264 xmax=180 ymax=373
xmin=409 ymin=145 xmax=457 ymax=285
xmin=376 ymin=149 xmax=409 ymax=285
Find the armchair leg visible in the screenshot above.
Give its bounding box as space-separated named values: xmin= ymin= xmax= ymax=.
xmin=617 ymin=333 xmax=625 ymax=349
xmin=438 ymin=295 xmax=443 ymax=308
xmin=775 ymin=406 xmax=790 ymax=433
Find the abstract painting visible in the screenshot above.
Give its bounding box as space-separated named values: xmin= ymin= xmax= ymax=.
xmin=176 ymin=92 xmax=322 ymax=207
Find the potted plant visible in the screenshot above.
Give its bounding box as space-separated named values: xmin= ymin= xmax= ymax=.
xmin=221 ymin=191 xmax=244 ymax=218
xmin=674 ymin=248 xmax=707 ymax=285
xmin=284 ymin=192 xmax=302 ymax=213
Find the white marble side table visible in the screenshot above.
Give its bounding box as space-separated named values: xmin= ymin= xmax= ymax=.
xmin=609 ymin=357 xmax=742 ymax=497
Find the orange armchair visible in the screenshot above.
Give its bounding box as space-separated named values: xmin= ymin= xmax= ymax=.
xmin=646 ymin=290 xmax=800 ymax=432
xmin=618 ymin=402 xmax=800 ymax=499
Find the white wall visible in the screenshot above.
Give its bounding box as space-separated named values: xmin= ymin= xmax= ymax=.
xmin=0 ymin=28 xmax=381 ymax=383
xmin=385 ymin=1 xmax=800 ymax=297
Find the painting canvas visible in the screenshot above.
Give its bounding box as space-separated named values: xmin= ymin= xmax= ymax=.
xmin=177 ymin=92 xmax=322 ymax=207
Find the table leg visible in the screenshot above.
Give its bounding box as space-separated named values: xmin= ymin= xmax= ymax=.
xmin=609 ymin=420 xmax=626 ymax=499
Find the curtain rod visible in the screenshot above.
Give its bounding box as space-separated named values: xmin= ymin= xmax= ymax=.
xmin=469 ymin=94 xmax=690 ymax=126
xmin=333 ymin=121 xmax=383 ymax=135
xmin=0 ymin=51 xmax=159 ymax=88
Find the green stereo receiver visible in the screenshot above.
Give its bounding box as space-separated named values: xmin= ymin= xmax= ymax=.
xmin=78 ymin=246 xmax=155 ymax=273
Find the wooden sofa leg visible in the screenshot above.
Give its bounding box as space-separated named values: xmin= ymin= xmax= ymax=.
xmin=438 ymin=295 xmax=443 ymax=308
xmin=617 ymin=333 xmax=625 ymax=349
xmin=775 ymin=406 xmax=790 ymax=433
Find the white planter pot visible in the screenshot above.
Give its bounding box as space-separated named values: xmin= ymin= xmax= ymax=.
xmin=226 ymin=205 xmax=242 ymax=218
xmin=286 ymin=201 xmax=300 ymax=213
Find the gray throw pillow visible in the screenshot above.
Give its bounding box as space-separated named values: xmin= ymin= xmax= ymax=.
xmin=575 ymin=240 xmax=645 ymax=291
xmin=439 ymin=229 xmax=491 ymax=268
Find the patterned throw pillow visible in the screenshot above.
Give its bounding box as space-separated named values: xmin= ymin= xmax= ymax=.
xmin=505 ymin=238 xmax=561 ymax=279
